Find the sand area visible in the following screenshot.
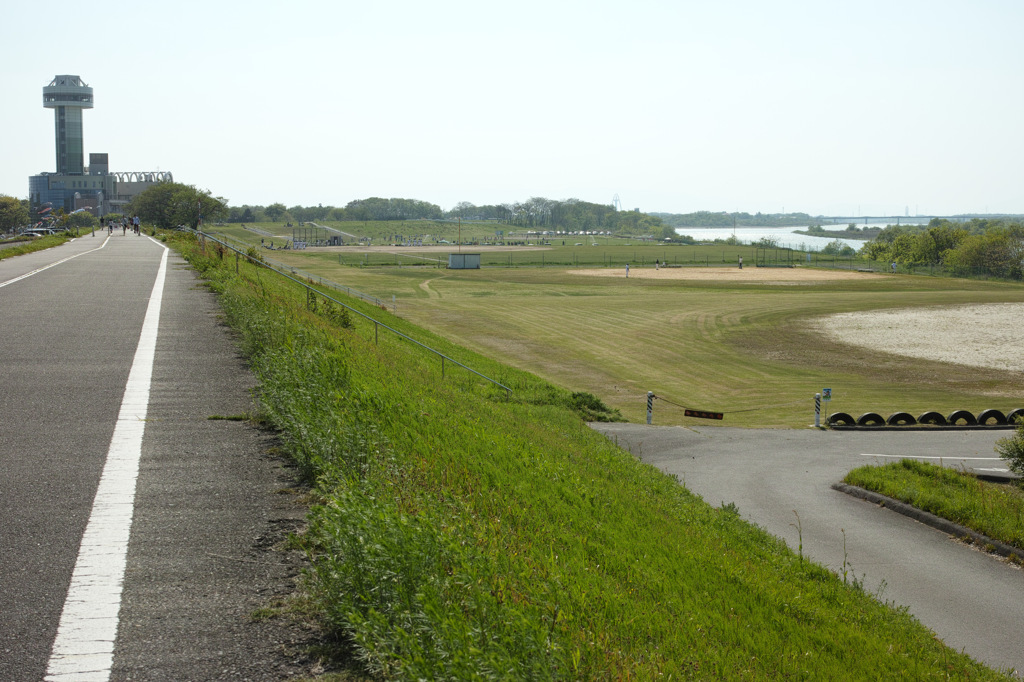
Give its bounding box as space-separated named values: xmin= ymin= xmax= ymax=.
xmin=811 ymin=303 xmax=1024 ymax=373
xmin=573 ymin=265 xmax=1022 ymax=372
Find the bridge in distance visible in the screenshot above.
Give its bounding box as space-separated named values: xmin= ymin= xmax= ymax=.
xmin=819 ymin=214 xmax=1020 ymax=224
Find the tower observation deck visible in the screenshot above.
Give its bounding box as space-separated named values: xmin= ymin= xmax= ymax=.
xmin=43 ymin=75 xmax=93 ymax=175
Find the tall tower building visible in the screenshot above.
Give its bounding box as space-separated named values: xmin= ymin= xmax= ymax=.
xmin=43 ymin=75 xmax=94 ymax=176
xmin=29 ymin=74 xmax=170 ymax=223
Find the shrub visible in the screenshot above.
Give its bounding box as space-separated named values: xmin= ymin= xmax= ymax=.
xmin=567 ymin=391 xmax=623 ymax=422
xmin=996 ymin=418 xmax=1024 ymax=477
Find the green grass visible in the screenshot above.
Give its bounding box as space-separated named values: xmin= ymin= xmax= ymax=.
xmin=844 ymin=460 xmax=1024 ymax=553
xmin=208 ymin=221 xmax=851 ymax=268
xmin=244 ymin=247 xmax=1024 ymax=428
xmin=0 ymin=232 xmax=73 ymax=261
xmin=170 ymin=231 xmax=1011 ymax=680
xmin=211 ymin=220 xmax=521 ymax=247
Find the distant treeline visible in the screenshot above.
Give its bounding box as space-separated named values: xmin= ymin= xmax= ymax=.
xmin=652 ymin=211 xmax=817 ymax=228
xmin=860 ymin=218 xmax=1023 ymax=280
xmin=227 ymin=197 xmax=676 ymax=238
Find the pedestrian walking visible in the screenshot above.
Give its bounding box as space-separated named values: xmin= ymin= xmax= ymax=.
xmin=739 ymin=256 xmax=743 ymax=269
xmin=625 ymin=263 xmax=630 ymax=278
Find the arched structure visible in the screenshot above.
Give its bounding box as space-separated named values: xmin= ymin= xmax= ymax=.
xmin=112 ymin=171 xmax=174 ymax=183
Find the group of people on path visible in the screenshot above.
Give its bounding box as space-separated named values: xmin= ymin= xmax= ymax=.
xmin=98 ymin=215 xmax=142 ymax=236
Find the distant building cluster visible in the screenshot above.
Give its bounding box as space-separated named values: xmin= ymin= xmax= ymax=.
xmin=28 ymin=75 xmax=172 ymax=221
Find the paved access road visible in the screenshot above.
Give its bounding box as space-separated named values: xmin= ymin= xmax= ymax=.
xmin=0 ymin=235 xmax=313 ymax=680
xmin=591 ymin=423 xmax=1024 ymax=676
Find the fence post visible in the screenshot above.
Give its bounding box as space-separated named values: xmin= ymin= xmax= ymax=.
xmin=647 ymin=391 xmax=654 ymax=425
xmin=814 ymin=393 xmax=821 ymax=428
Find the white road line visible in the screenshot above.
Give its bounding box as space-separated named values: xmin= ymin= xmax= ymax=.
xmin=45 ymin=244 xmax=168 ymax=682
xmin=860 ymin=454 xmax=1003 ymax=460
xmin=0 ymin=237 xmax=109 ymax=289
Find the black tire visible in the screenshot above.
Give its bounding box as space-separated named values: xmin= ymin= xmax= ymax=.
xmin=947 ymin=410 xmax=977 ymax=426
xmin=886 ymin=412 xmax=917 ymax=426
xmin=828 ymin=412 xmax=855 ymax=426
xmin=976 ymin=409 xmax=1007 ymax=426
xmin=918 ymin=411 xmax=947 ymax=426
xmin=857 ymin=412 xmax=886 ymax=426
xmin=1007 ymin=408 xmax=1024 ymax=426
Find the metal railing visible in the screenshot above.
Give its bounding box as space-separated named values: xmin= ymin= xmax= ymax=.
xmin=195 ymin=230 xmax=512 ymax=398
xmin=208 ymin=229 xmax=387 ymax=306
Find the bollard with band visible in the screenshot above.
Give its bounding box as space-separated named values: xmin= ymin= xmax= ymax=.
xmin=814 ymin=392 xmax=821 ymax=428
xmin=647 ymin=391 xmax=654 ymax=424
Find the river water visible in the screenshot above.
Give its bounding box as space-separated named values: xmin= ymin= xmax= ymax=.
xmin=674 ymin=222 xmax=925 ymax=252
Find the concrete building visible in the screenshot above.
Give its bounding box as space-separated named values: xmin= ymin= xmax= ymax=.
xmin=28 ymin=75 xmax=172 ymax=221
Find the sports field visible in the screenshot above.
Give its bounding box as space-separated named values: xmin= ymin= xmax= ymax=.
xmin=210 ymin=228 xmax=1024 ymax=427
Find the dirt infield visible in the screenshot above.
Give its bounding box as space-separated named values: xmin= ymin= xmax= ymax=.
xmin=812 ymin=303 xmax=1024 ymax=372
xmin=571 ymin=266 xmax=882 ymax=282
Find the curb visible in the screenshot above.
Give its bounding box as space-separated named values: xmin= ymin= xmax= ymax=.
xmin=832 ymin=482 xmax=1024 ymax=561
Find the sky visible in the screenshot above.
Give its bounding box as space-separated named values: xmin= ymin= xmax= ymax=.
xmin=2 ymin=0 xmax=1022 ymax=216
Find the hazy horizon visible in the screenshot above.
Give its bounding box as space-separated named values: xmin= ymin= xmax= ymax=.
xmin=3 ymin=1 xmax=1021 ymax=217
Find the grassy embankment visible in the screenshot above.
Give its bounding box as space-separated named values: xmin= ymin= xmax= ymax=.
xmin=845 ymin=460 xmax=1024 ymax=554
xmin=218 ymin=228 xmax=1024 ymax=428
xmin=174 ymin=231 xmax=1010 ymax=679
xmin=0 ymin=232 xmax=73 ymax=261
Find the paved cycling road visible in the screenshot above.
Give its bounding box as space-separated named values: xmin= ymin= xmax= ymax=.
xmin=0 ymin=235 xmax=314 ymax=680
xmin=591 ymin=423 xmax=1024 ymax=676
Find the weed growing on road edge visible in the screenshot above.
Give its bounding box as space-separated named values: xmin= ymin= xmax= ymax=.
xmin=791 ymin=509 xmax=804 ymax=565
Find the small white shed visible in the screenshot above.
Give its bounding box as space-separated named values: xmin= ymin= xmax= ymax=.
xmin=447 ymin=253 xmax=481 ymax=269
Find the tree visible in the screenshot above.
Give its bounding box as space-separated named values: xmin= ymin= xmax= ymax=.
xmin=822 ymin=239 xmax=854 ymax=256
xmin=0 ymin=195 xmax=30 ymax=232
xmin=62 ymin=211 xmax=99 ymax=229
xmin=265 ymin=203 xmax=288 ymax=222
xmin=944 ymin=228 xmax=1024 ymax=280
xmin=126 ymin=182 xmax=227 ymax=230
xmin=344 ymin=197 xmax=443 ymax=221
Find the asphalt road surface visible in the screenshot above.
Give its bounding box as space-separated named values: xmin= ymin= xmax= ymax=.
xmin=591 ymin=422 xmax=1024 ymax=677
xmin=5 ymin=235 xmax=1020 ymax=678
xmin=0 ymin=235 xmax=315 ymax=681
